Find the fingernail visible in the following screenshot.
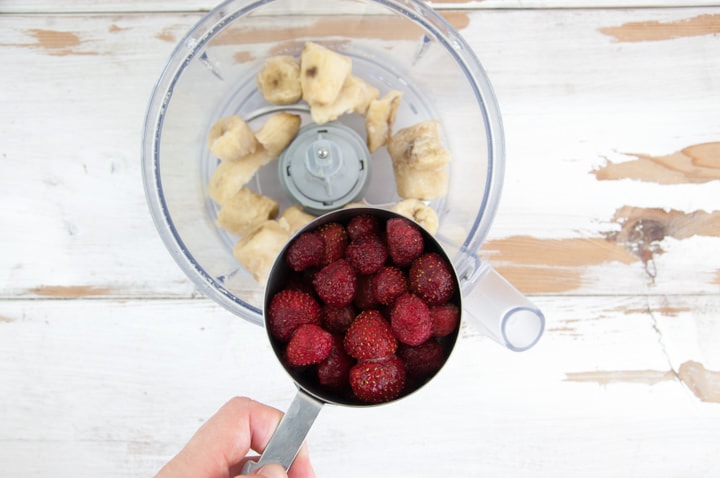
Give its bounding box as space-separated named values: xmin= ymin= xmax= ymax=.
xmin=255 ymin=463 xmax=288 ymax=478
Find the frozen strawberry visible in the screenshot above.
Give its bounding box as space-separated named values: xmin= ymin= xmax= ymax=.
xmin=409 ymin=252 xmax=456 ymax=305
xmin=321 ymin=303 xmax=357 ymax=334
xmin=268 ymin=289 xmax=321 ymax=342
xmin=390 ymin=293 xmax=432 ymax=346
xmin=343 ymin=310 xmax=397 ymax=360
xmin=430 ymin=303 xmax=460 ymax=337
xmin=286 ymin=324 xmax=333 ymax=366
xmin=347 ymin=214 xmax=381 ymax=241
xmin=386 ymin=218 xmax=424 ymax=267
xmin=354 ymin=274 xmax=379 ymax=310
xmin=317 ymin=335 xmax=355 ymax=390
xmin=286 ymin=232 xmax=324 ymax=271
xmin=316 ymin=222 xmax=348 ymax=265
xmin=398 ymin=340 xmax=445 ymax=379
xmin=371 ymin=266 xmax=408 ymax=306
xmin=349 ymin=355 xmax=406 ymax=404
xmin=345 ymin=234 xmax=388 ymax=275
xmin=282 ymin=270 xmax=316 ymax=296
xmin=313 ymin=259 xmax=357 ymax=307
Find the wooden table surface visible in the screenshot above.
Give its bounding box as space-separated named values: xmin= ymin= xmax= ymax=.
xmin=1 ymin=1 xmax=719 ymax=476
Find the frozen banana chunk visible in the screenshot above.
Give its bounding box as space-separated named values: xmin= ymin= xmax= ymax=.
xmin=278 ymin=205 xmax=315 ymax=236
xmin=208 ymin=148 xmax=273 ymax=205
xmin=233 ymin=220 xmax=291 ymax=285
xmin=391 ymin=199 xmax=439 ymax=235
xmin=254 ymin=113 xmax=301 ymax=157
xmin=393 ymin=163 xmax=448 ymax=200
xmin=216 ymin=188 xmax=279 ymax=237
xmin=207 ymin=115 xmax=259 ymax=162
xmin=310 ymin=75 xmax=379 ymax=125
xmin=388 ymin=120 xmax=451 ymax=200
xmin=256 ymin=55 xmax=303 ymax=105
xmin=209 ymin=113 xmax=297 ymax=205
xmin=301 ymin=42 xmax=352 ymax=106
xmin=388 ymin=120 xmax=451 ymax=170
xmin=365 ymin=90 xmax=402 ymax=153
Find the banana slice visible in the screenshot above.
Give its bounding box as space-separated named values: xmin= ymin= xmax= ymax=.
xmin=310 ymin=75 xmax=379 ymax=124
xmin=216 ymin=188 xmax=279 ymax=237
xmin=391 ymin=199 xmax=439 ymax=235
xmin=393 ymin=163 xmax=449 ymax=200
xmin=301 ymin=42 xmax=352 ymax=106
xmin=233 ymin=220 xmax=291 ymax=285
xmin=278 ymin=205 xmax=315 ymax=235
xmin=388 ymin=120 xmax=451 ymax=170
xmin=388 ymin=120 xmax=451 ymax=200
xmin=208 ymin=148 xmax=273 ymax=205
xmin=207 ymin=115 xmax=259 ymax=162
xmin=209 ymin=113 xmax=299 ymax=205
xmin=254 ymin=113 xmax=302 ymax=157
xmin=256 ymin=55 xmax=303 ymax=105
xmin=365 ymin=90 xmax=402 ymax=153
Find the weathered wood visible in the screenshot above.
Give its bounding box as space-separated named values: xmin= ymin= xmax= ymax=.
xmin=1 ymin=3 xmax=719 ymax=477
xmin=0 ymin=296 xmax=718 ymax=476
xmin=1 ymin=8 xmax=718 ymax=299
xmin=1 ymin=1 xmax=719 ymax=13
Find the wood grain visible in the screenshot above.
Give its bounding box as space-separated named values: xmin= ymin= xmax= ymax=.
xmin=0 ymin=295 xmax=718 ymax=476
xmin=594 ymin=142 xmax=720 ymax=184
xmin=599 ymin=13 xmax=720 ymax=42
xmin=1 ymin=3 xmax=719 ymax=477
xmin=1 ymin=7 xmax=718 ymax=299
xmin=2 ymin=1 xmax=720 ymax=13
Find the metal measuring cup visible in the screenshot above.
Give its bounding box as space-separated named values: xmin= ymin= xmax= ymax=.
xmin=242 ymin=207 xmax=461 ymax=474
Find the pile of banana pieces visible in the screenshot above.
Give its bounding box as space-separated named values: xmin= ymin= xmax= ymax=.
xmin=206 ymin=42 xmax=451 ymax=284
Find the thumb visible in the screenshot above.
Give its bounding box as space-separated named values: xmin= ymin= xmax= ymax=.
xmin=253 ymin=463 xmax=288 ymax=478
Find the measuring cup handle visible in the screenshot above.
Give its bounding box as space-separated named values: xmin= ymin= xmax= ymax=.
xmin=460 ymin=259 xmax=544 ymax=352
xmin=241 ymin=390 xmax=324 ymax=474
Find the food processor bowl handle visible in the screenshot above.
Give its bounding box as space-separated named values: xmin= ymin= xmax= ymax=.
xmin=241 ymin=389 xmax=323 ymax=474
xmin=458 ymin=255 xmax=544 ymax=352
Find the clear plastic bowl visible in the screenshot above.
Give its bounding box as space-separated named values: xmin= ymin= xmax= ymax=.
xmin=142 ymin=0 xmax=543 ymax=351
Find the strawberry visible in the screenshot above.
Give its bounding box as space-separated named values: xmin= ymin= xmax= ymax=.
xmin=398 ymin=340 xmax=445 ymax=379
xmin=349 ymin=355 xmax=406 ymax=403
xmin=346 ymin=214 xmax=381 ymax=241
xmin=409 ymin=252 xmax=456 ymax=306
xmin=343 ymin=310 xmax=397 ymax=360
xmin=321 ymin=303 xmax=357 ymax=334
xmin=286 ymin=324 xmax=333 ymax=366
xmin=386 ymin=217 xmax=424 ymax=267
xmin=268 ymin=289 xmax=321 ymax=342
xmin=317 ymin=335 xmax=355 ymax=390
xmin=313 ymin=259 xmax=357 ymax=307
xmin=282 ymin=269 xmax=317 ymax=296
xmin=316 ymin=222 xmax=348 ymax=265
xmin=430 ymin=303 xmax=460 ymax=337
xmin=371 ymin=266 xmax=408 ymax=306
xmin=353 ymin=274 xmax=379 ymax=310
xmin=345 ymin=234 xmax=388 ymax=275
xmin=390 ymin=293 xmax=432 ymax=346
xmin=285 ymin=232 xmax=324 ymax=271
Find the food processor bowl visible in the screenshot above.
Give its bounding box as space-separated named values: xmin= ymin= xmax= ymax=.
xmin=142 ymin=0 xmax=544 ymax=351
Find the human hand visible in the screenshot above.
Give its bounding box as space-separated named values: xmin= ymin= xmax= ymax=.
xmin=154 ymin=397 xmax=315 ymax=478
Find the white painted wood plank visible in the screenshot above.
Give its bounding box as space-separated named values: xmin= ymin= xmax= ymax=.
xmin=0 ymin=296 xmax=719 ymax=476
xmin=1 ymin=1 xmax=717 ymax=14
xmin=1 ymin=4 xmax=718 ymax=478
xmin=0 ymin=13 xmax=199 ymax=299
xmin=0 ymin=7 xmax=718 ymax=301
xmin=464 ymin=7 xmax=720 ymax=295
